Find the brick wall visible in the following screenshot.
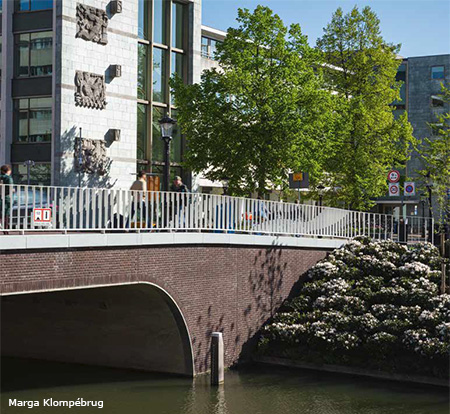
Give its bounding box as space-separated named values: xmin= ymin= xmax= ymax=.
xmin=1 ymin=244 xmax=327 ymax=373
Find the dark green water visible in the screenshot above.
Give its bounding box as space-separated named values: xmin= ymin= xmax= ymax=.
xmin=1 ymin=358 xmax=448 ymax=414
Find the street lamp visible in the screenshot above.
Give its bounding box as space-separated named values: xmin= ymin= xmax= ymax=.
xmin=419 ymin=192 xmax=426 ymax=238
xmin=158 ymin=115 xmax=177 ymax=192
xmin=23 ymin=160 xmax=35 ymax=186
xmin=317 ymin=184 xmax=325 ymax=208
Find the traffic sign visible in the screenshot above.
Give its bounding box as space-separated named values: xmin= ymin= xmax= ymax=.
xmin=389 ymin=183 xmax=400 ymax=196
xmin=387 ymin=170 xmax=400 ymax=183
xmin=288 ymin=172 xmax=309 ymax=189
xmin=404 ymin=181 xmax=416 ymax=196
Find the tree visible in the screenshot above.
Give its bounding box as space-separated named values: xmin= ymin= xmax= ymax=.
xmin=171 ymin=6 xmax=333 ymax=196
xmin=317 ymin=6 xmax=415 ymax=210
xmin=417 ymin=84 xmax=450 ymax=228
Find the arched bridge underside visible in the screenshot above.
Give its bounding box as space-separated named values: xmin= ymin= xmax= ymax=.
xmin=1 ymin=235 xmax=333 ymax=376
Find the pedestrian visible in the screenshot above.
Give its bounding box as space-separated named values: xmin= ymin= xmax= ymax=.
xmin=170 ymin=176 xmax=189 ymax=228
xmin=170 ymin=176 xmax=189 ymax=194
xmin=128 ymin=171 xmax=147 ymax=228
xmin=0 ymin=164 xmax=13 ymax=232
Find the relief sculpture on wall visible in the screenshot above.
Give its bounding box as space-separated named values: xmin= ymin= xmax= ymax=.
xmin=74 ymin=71 xmax=107 ymax=109
xmin=74 ymin=138 xmax=110 ymax=175
xmin=76 ymin=3 xmax=108 ymax=45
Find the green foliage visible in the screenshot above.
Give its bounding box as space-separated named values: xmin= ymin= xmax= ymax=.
xmin=317 ymin=6 xmax=416 ymax=209
xmin=171 ymin=6 xmax=333 ymax=196
xmin=417 ymin=84 xmax=450 ymax=227
xmin=261 ymin=238 xmax=449 ymax=378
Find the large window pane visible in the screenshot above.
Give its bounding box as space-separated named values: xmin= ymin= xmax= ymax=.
xmin=17 ymin=34 xmax=29 ymax=77
xmin=138 ymin=43 xmax=148 ymax=100
xmin=138 ymin=0 xmax=148 ymax=40
xmin=152 ymin=106 xmax=165 ymax=162
xmin=171 ymin=52 xmax=183 ymax=105
xmin=16 ymin=31 xmax=52 ymax=77
xmin=153 ymin=0 xmax=167 ymax=45
xmin=14 ymin=98 xmax=52 ymax=143
xmin=12 ymin=163 xmax=51 ymax=186
xmin=172 ymin=2 xmax=184 ymax=49
xmin=431 ymin=66 xmax=444 ymax=80
xmin=30 ymin=31 xmax=52 ymax=76
xmin=137 ymin=104 xmax=147 ymax=161
xmin=17 ymin=0 xmax=53 ymax=11
xmin=171 ymin=109 xmax=182 ymax=163
xmin=153 ymin=47 xmax=167 ymax=103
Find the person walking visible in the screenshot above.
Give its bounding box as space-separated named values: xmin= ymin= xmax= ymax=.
xmin=0 ymin=165 xmax=14 ymax=232
xmin=170 ymin=176 xmax=189 ymax=228
xmin=129 ymin=171 xmax=147 ymax=228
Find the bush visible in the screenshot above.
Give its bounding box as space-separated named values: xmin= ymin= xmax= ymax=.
xmin=259 ymin=238 xmax=448 ymax=378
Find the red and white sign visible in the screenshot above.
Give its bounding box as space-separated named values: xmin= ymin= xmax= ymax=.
xmin=387 ymin=170 xmax=401 ymax=183
xmin=404 ymin=181 xmax=416 ymax=196
xmin=33 ymin=208 xmax=52 ymax=225
xmin=389 ymin=183 xmax=400 ymax=196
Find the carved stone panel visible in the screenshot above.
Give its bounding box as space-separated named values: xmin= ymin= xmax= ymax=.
xmin=76 ymin=3 xmax=108 ymax=45
xmin=75 ymin=71 xmax=107 ymax=109
xmin=74 ymin=138 xmax=110 ymax=175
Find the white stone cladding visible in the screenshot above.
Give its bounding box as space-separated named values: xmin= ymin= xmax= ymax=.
xmin=54 ymin=0 xmax=138 ymax=189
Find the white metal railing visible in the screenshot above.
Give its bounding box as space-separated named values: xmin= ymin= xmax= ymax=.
xmin=0 ymin=184 xmax=433 ymax=243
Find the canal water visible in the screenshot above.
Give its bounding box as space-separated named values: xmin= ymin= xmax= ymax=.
xmin=1 ymin=357 xmax=448 ymax=414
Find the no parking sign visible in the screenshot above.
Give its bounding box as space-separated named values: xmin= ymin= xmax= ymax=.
xmin=404 ymin=182 xmax=416 ymax=196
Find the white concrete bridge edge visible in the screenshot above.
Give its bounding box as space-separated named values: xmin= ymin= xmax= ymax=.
xmin=0 ymin=233 xmax=346 ymax=251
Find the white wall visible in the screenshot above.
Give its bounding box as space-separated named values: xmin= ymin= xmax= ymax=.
xmin=54 ymin=0 xmax=138 ymax=189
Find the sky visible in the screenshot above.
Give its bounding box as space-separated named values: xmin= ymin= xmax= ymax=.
xmin=202 ymin=0 xmax=450 ymax=58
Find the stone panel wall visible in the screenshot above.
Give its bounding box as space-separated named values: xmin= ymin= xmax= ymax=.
xmin=54 ymin=0 xmax=138 ymax=189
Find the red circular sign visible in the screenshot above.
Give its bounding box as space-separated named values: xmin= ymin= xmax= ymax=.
xmin=387 ymin=170 xmax=400 ymax=183
xmin=389 ymin=184 xmax=399 ymax=195
xmin=405 ymin=184 xmax=414 ymax=194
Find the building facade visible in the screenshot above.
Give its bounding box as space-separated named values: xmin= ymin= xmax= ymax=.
xmin=376 ymin=54 xmax=450 ymax=219
xmin=0 ymin=0 xmax=202 ymax=189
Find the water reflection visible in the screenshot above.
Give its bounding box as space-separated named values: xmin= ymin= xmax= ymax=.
xmin=1 ymin=357 xmax=448 ymax=414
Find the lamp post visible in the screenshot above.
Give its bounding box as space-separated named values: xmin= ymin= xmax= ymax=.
xmin=317 ymin=184 xmax=325 ymax=208
xmin=23 ymin=160 xmax=35 ymax=186
xmin=158 ymin=115 xmax=176 ymax=192
xmin=419 ymin=192 xmax=426 ymax=238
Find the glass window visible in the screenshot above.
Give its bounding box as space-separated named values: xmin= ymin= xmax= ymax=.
xmin=138 ymin=0 xmax=148 ymax=40
xmin=201 ymin=37 xmax=209 ymax=58
xmin=16 ymin=31 xmax=52 ymax=77
xmin=171 ymin=109 xmax=182 ymax=163
xmin=171 ymin=52 xmax=184 ymax=105
xmin=137 ymin=104 xmax=147 ymax=161
xmin=16 ymin=0 xmax=53 ymax=11
xmin=153 ymin=47 xmax=167 ymax=103
xmin=153 ymin=0 xmax=167 ymax=45
xmin=201 ymin=36 xmax=221 ymax=59
xmin=431 ymin=66 xmax=444 ymax=80
xmin=138 ymin=43 xmax=148 ymax=100
xmin=14 ymin=97 xmax=52 ymax=143
xmin=172 ymin=2 xmax=184 ymax=50
xmin=0 ymin=36 xmax=2 ymax=79
xmin=152 ymin=106 xmax=165 ymax=162
xmin=431 ymin=95 xmax=444 ymax=107
xmin=12 ymin=163 xmax=51 ymax=186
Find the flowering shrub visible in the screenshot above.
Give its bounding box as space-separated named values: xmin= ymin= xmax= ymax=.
xmin=259 ymin=238 xmax=449 ymax=378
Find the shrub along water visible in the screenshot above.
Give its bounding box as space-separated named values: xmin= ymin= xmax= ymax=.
xmin=258 ymin=238 xmax=449 ymax=379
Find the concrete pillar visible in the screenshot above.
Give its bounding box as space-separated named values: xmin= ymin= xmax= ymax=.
xmin=211 ymin=332 xmax=224 ymax=385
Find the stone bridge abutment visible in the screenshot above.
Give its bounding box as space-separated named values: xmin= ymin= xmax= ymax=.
xmin=1 ymin=234 xmax=337 ymax=375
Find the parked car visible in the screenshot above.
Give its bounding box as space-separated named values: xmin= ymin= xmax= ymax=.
xmin=9 ymin=188 xmax=57 ymax=229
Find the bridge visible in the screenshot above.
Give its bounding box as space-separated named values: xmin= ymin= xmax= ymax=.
xmin=0 ymin=184 xmax=431 ymax=376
